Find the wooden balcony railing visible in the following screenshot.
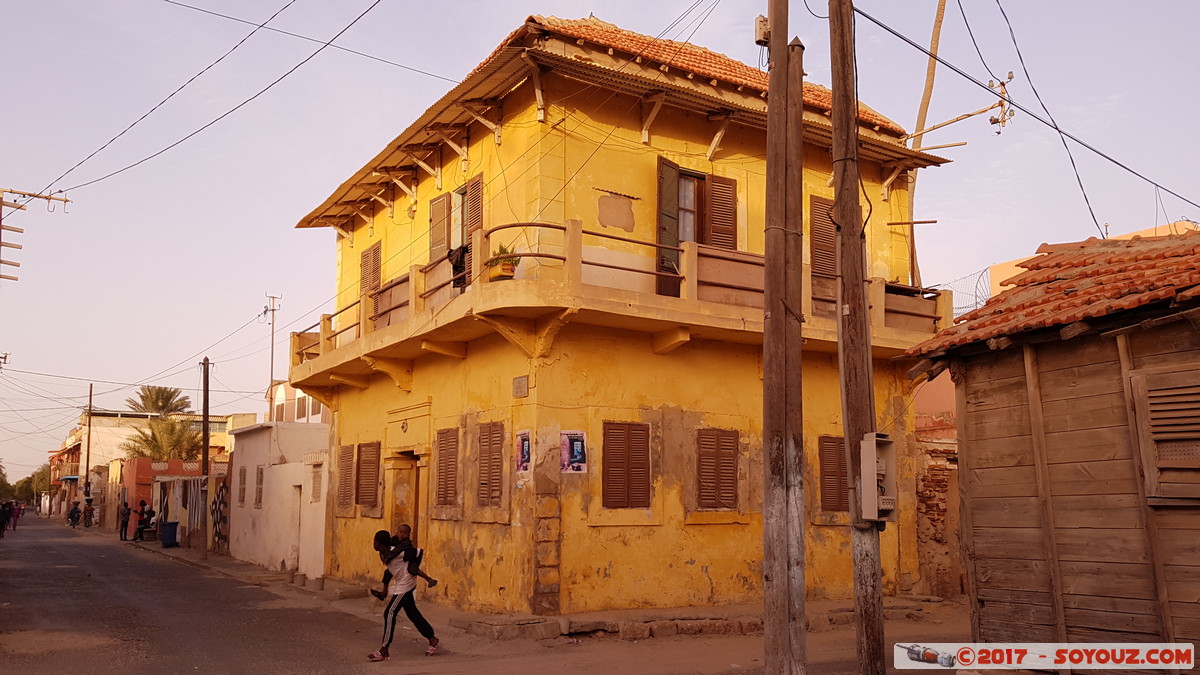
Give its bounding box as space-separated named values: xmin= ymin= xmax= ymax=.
xmin=290 ymin=219 xmax=951 ymax=366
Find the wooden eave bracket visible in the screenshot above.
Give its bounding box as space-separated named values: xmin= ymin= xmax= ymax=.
xmin=880 ymin=163 xmax=907 ymax=202
xmin=706 ymin=114 xmax=732 ymax=162
xmin=339 ymin=199 xmax=376 ymax=232
xmin=362 ymin=356 xmax=413 ymax=391
xmin=641 ymin=92 xmax=665 ymax=144
xmin=460 ymin=101 xmax=502 ymax=145
xmin=520 ymin=51 xmax=547 ymax=123
xmin=329 ymin=373 xmax=370 ymax=390
xmin=652 ymin=326 xmax=690 ymax=354
xmin=1059 ymin=321 xmax=1092 ymax=341
xmin=1101 ymin=304 xmax=1200 ymax=337
xmin=420 ymin=340 xmax=466 ymax=359
xmin=314 ymin=215 xmax=355 ymax=243
xmin=473 ymin=308 xmax=576 ymax=359
xmin=294 ymin=385 xmax=336 ymax=411
xmin=430 ymin=128 xmax=469 ymax=171
xmin=400 ymin=149 xmax=442 ymax=190
xmin=356 ymin=183 xmax=394 ymax=216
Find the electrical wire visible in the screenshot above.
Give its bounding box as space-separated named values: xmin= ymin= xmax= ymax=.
xmin=803 ymin=0 xmax=828 ymax=20
xmin=26 ymin=0 xmax=298 ymax=200
xmin=955 ymin=0 xmax=1002 ymax=84
xmin=852 ymin=5 xmax=1200 ymax=215
xmin=60 ymin=0 xmax=383 ymax=193
xmin=992 ymin=0 xmax=1103 ymax=238
xmin=2 ymin=369 xmax=260 ymax=395
xmin=161 ymin=0 xmax=458 ymax=84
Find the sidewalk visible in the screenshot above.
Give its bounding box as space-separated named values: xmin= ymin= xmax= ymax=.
xmin=95 ymin=525 xmax=963 ymax=644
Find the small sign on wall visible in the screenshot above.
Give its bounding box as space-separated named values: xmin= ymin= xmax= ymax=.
xmin=515 ymin=431 xmax=531 ymax=473
xmin=560 ymin=431 xmax=587 ymax=473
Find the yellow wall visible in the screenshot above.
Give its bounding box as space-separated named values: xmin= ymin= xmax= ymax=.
xmin=320 ymin=72 xmax=925 ymax=612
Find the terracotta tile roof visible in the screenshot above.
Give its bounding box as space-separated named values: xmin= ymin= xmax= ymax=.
xmin=909 ymin=230 xmax=1200 ymax=356
xmin=521 ymin=15 xmax=904 ymax=134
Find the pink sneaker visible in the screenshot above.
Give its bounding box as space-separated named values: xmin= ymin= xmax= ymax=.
xmin=368 ymin=650 xmax=389 ymax=662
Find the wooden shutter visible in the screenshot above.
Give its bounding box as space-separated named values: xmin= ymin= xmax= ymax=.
xmin=1132 ymin=368 xmax=1200 ymax=499
xmin=311 ymin=464 xmax=322 ymax=502
xmin=355 ymin=441 xmax=380 ymax=507
xmin=429 ymin=193 xmax=451 ymax=259
xmin=274 ymin=402 xmax=284 ymax=423
xmin=603 ymin=422 xmax=651 ymax=509
xmin=361 ymin=241 xmax=382 ymax=321
xmin=818 ymin=435 xmax=849 ymax=511
xmin=254 ymin=466 xmax=264 ymax=507
xmin=463 ymin=174 xmax=483 ymax=282
xmin=703 ymin=175 xmax=737 ymax=250
xmin=476 ymin=422 xmax=504 ymax=508
xmin=436 ymin=428 xmax=458 ymax=507
xmin=656 ymin=157 xmax=681 ymax=297
xmin=337 ymin=444 xmax=355 ymax=510
xmin=238 ymin=466 xmax=246 ymax=505
xmin=810 ymin=196 xmax=837 ymax=279
xmin=697 ymin=429 xmax=739 ymax=509
xmin=296 ymin=396 xmax=307 ymax=420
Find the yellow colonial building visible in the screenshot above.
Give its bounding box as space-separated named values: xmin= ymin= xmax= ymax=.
xmin=290 ymin=15 xmax=952 ymax=614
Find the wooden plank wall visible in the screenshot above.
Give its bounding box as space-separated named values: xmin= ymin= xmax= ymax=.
xmin=1129 ymin=321 xmax=1200 ymax=644
xmin=960 ymin=324 xmax=1200 ymax=647
xmin=960 ymin=349 xmax=1059 ymax=642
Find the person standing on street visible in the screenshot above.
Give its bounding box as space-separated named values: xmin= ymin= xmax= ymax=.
xmin=132 ymin=500 xmax=151 ymax=541
xmin=118 ymin=502 xmax=131 ymax=541
xmin=0 ymin=502 xmax=11 ymax=538
xmin=368 ymin=528 xmax=440 ymax=662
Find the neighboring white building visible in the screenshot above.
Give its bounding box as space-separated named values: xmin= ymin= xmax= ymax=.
xmin=228 ymin=422 xmax=330 ymax=578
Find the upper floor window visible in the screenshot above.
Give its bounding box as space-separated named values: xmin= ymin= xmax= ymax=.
xmin=602 ymin=421 xmax=651 ymax=508
xmin=657 ymin=157 xmax=737 ymax=296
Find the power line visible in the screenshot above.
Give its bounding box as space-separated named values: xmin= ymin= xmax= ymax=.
xmin=1 ymin=369 xmax=261 ymax=395
xmin=852 ymin=5 xmax=1200 ymax=214
xmin=992 ymin=0 xmax=1103 ymax=238
xmin=27 ymin=0 xmax=298 ymax=200
xmin=61 ymin=0 xmax=383 ymax=193
xmin=161 ymin=0 xmax=458 ymax=84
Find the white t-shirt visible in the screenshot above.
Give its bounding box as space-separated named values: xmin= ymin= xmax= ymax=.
xmin=386 ymin=547 xmax=421 ymax=596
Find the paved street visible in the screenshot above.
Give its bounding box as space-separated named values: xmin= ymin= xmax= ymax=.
xmin=1 ymin=516 xmax=970 ymax=674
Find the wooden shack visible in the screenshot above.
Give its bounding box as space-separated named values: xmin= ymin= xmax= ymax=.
xmin=907 ymin=231 xmax=1200 ymax=647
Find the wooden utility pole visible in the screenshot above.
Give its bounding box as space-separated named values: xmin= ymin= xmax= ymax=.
xmin=0 ymin=189 xmax=71 ymax=284
xmin=763 ymin=0 xmax=807 ymax=671
xmin=828 ymin=0 xmax=886 ymax=672
xmin=84 ymin=383 xmax=93 ymax=499
xmin=200 ymin=356 xmax=211 ymax=560
xmin=905 ymin=0 xmax=948 ymax=288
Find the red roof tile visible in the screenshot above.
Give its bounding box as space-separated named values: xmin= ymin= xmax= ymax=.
xmin=521 ymin=15 xmax=904 ymax=134
xmin=909 ymin=231 xmax=1200 ymax=356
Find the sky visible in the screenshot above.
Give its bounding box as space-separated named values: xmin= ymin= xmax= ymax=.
xmin=3 ymin=0 xmax=1199 ymax=481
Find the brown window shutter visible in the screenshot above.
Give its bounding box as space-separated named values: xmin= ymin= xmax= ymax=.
xmin=602 ymin=423 xmax=630 ymax=508
xmin=703 ymin=175 xmax=737 ymax=250
xmin=429 ymin=193 xmax=451 ymax=259
xmin=462 ymin=174 xmax=484 ymax=280
xmin=476 ymin=422 xmax=504 ymax=508
xmin=296 ymin=396 xmax=307 ymax=420
xmin=818 ymin=435 xmax=849 ymax=511
xmin=626 ymin=424 xmax=651 ymax=507
xmin=810 ymin=196 xmax=837 ymax=279
xmin=355 ymin=442 xmax=381 ymax=507
xmin=274 ymin=402 xmax=284 ymax=423
xmin=656 ymin=157 xmax=681 ymax=296
xmin=436 ymin=428 xmax=458 ymax=506
xmin=697 ymin=429 xmax=719 ymax=508
xmin=337 ymin=444 xmax=355 ymax=509
xmin=238 ymin=466 xmax=247 ymax=505
xmin=698 ymin=429 xmax=739 ymax=509
xmin=361 ymin=241 xmax=382 ymax=320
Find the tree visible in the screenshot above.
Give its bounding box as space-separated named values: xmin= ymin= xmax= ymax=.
xmin=125 ymin=385 xmax=192 ymax=416
xmin=120 ymin=418 xmax=203 ymax=460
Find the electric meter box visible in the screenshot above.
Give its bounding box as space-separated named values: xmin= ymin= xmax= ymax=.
xmin=860 ymin=432 xmax=897 ymax=522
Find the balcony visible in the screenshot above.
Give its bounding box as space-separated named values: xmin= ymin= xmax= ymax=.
xmin=52 ymin=462 xmax=80 ymax=483
xmin=291 ymin=220 xmax=951 ymax=388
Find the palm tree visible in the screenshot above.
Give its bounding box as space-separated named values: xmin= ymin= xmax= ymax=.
xmin=125 ymin=385 xmax=192 ymax=416
xmin=120 ymin=418 xmax=203 ymax=460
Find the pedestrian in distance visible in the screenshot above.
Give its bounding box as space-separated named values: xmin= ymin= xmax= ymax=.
xmin=367 ymin=528 xmax=441 ymax=662
xmin=132 ymin=500 xmax=153 ymax=541
xmin=118 ymin=501 xmax=131 ymax=541
xmin=370 ymin=524 xmax=438 ymax=601
xmin=67 ymin=501 xmax=81 ymax=529
xmin=0 ymin=502 xmax=11 ymax=538
xmin=8 ymin=500 xmax=18 ymax=530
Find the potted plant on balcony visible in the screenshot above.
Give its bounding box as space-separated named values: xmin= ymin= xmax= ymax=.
xmin=487 ymin=243 xmax=521 ymax=281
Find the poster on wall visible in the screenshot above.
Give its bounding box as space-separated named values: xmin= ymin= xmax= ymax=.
xmin=515 ymin=431 xmax=531 ymax=473
xmin=560 ymin=431 xmax=587 ymax=473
